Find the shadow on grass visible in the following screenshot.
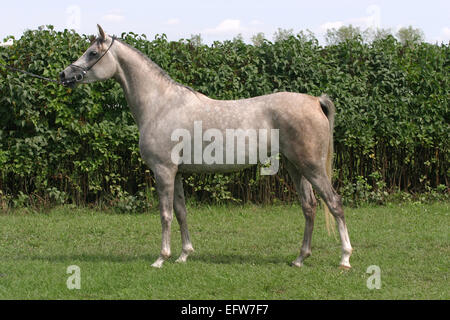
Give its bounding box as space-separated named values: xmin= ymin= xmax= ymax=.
xmin=27 ymin=252 xmax=294 ymax=266
xmin=28 ymin=253 xmax=156 ymax=263
xmin=189 ymin=252 xmax=293 ymax=266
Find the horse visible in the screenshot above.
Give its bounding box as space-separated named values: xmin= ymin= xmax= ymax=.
xmin=60 ymin=25 xmax=352 ymax=269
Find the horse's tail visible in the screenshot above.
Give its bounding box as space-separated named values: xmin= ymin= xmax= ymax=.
xmin=319 ymin=94 xmax=337 ymax=237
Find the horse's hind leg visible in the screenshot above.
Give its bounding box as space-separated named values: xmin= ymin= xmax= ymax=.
xmin=304 ymin=171 xmax=353 ymax=269
xmin=285 ymin=159 xmax=317 ymax=267
xmin=173 ymin=173 xmax=194 ymax=263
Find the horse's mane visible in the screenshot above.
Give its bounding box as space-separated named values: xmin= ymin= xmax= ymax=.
xmin=115 ymin=38 xmax=195 ymax=93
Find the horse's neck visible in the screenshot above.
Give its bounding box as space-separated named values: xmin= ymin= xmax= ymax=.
xmin=113 ymin=42 xmax=177 ymax=130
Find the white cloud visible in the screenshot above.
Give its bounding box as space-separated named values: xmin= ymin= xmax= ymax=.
xmin=431 ymin=26 xmax=450 ymax=43
xmin=319 ymin=4 xmax=381 ymax=32
xmin=203 ymin=19 xmax=246 ymax=35
xmin=249 ymin=19 xmax=263 ymax=26
xmin=437 ymin=27 xmax=450 ymax=42
xmin=357 ymin=4 xmax=381 ymax=29
xmin=200 ymin=19 xmax=270 ymax=43
xmin=165 ymin=18 xmax=181 ymax=25
xmin=102 ymin=10 xmax=125 ymax=23
xmin=319 ymin=21 xmax=344 ymax=32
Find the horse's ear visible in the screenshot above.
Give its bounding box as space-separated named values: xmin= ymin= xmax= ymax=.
xmin=97 ymin=24 xmax=106 ymax=41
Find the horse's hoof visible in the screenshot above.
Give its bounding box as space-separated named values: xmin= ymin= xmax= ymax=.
xmin=175 ymin=247 xmax=194 ymax=263
xmin=151 ymin=259 xmax=165 ymax=268
xmin=290 ymin=261 xmax=303 ymax=268
xmin=175 ymin=257 xmax=187 ymax=263
xmin=339 ymin=264 xmax=351 ymax=270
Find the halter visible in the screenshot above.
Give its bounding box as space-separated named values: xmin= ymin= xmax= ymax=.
xmin=67 ymin=36 xmax=116 ymax=83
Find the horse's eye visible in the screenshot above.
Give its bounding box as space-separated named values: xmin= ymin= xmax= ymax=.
xmin=90 ymin=51 xmax=98 ymax=57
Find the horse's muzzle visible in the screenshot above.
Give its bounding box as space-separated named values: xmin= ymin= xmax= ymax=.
xmin=59 ymin=69 xmax=85 ymax=87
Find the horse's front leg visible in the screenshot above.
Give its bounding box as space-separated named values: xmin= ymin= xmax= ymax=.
xmin=151 ymin=165 xmax=177 ymax=268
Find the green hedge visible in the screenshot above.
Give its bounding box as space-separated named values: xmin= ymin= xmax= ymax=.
xmin=0 ymin=26 xmax=448 ymax=207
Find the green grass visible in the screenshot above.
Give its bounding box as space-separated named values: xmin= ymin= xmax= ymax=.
xmin=0 ymin=202 xmax=448 ymax=299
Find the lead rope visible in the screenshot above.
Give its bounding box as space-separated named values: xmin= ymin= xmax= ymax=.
xmin=0 ymin=61 xmax=63 ymax=85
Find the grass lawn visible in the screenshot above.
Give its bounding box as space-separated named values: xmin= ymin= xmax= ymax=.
xmin=0 ymin=202 xmax=448 ymax=299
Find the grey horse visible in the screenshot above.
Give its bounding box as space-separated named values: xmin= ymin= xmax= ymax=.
xmin=60 ymin=25 xmax=352 ymax=269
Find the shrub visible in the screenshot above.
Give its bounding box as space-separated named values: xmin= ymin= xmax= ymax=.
xmin=0 ymin=26 xmax=448 ymax=208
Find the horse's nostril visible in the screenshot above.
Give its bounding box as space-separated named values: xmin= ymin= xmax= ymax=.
xmin=59 ymin=71 xmax=66 ymax=80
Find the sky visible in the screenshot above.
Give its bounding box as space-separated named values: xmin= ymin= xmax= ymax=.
xmin=0 ymin=0 xmax=449 ymax=45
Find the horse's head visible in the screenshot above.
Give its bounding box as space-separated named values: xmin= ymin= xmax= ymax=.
xmin=60 ymin=25 xmax=117 ymax=88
